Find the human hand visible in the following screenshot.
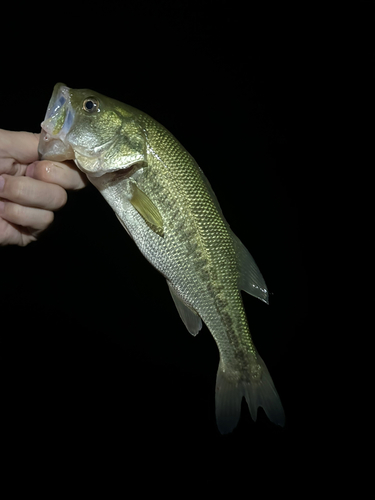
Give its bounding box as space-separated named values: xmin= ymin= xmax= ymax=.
xmin=0 ymin=129 xmax=87 ymax=246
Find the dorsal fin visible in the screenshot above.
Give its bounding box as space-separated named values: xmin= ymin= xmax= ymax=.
xmin=196 ymin=164 xmax=269 ymax=304
xmin=231 ymin=231 xmax=269 ymax=304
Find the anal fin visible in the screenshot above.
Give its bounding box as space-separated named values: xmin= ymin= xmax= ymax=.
xmin=167 ymin=281 xmax=202 ymax=336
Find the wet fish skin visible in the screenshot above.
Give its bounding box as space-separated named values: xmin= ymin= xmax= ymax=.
xmin=39 ymin=83 xmax=285 ymax=433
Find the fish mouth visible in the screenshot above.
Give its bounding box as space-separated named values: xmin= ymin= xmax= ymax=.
xmin=38 ymin=83 xmax=75 ymax=161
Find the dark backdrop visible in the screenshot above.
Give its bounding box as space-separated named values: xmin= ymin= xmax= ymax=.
xmin=2 ymin=0 xmax=368 ymax=492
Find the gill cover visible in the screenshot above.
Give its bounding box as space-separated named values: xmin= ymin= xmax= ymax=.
xmin=39 ymin=83 xmax=147 ymax=177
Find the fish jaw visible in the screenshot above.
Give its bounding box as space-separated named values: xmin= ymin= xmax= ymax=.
xmin=38 ymin=83 xmax=75 ymax=161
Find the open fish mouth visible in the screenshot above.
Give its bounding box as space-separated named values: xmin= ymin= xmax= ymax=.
xmin=38 ymin=83 xmax=75 ymax=161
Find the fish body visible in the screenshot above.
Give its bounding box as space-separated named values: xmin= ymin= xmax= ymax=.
xmin=39 ymin=83 xmax=285 ymax=433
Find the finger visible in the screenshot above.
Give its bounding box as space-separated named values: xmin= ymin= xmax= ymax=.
xmin=26 ymin=160 xmax=88 ymax=190
xmin=0 ymin=174 xmax=67 ymax=211
xmin=0 ymin=130 xmax=40 ymax=175
xmin=0 ymin=200 xmax=54 ymax=230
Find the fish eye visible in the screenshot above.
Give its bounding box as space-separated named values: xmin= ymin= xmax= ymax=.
xmin=83 ymin=97 xmax=99 ymax=113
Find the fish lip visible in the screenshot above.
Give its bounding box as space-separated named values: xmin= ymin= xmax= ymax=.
xmin=42 ymin=83 xmax=71 ymax=130
xmin=38 ymin=83 xmax=76 ymax=161
xmin=38 ymin=125 xmax=76 ymax=161
xmin=38 ymin=136 xmax=75 ymax=161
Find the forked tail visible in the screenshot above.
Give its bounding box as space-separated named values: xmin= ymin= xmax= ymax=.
xmin=215 ymin=354 xmax=285 ymax=434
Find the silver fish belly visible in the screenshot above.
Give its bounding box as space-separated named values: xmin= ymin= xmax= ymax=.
xmin=38 ymin=84 xmax=285 ymax=433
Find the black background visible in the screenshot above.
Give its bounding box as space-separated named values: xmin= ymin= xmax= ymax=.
xmin=1 ymin=0 xmax=371 ymax=492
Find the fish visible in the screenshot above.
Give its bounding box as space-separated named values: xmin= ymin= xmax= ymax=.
xmin=38 ymin=83 xmax=285 ymax=433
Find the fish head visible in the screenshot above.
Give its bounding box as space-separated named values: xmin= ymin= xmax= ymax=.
xmin=39 ymin=83 xmax=146 ymax=177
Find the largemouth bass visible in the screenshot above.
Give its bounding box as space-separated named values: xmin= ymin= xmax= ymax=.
xmin=38 ymin=83 xmax=285 ymax=433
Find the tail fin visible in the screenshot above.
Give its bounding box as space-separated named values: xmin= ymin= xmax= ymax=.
xmin=215 ymin=354 xmax=285 ymax=434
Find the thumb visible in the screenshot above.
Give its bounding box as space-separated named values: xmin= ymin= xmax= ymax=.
xmin=26 ymin=160 xmax=88 ymax=190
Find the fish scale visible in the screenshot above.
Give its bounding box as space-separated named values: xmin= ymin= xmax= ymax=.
xmin=38 ymin=83 xmax=285 ymax=433
xmin=135 ymin=115 xmax=257 ymax=371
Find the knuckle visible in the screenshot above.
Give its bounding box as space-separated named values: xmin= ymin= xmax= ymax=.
xmin=6 ymin=176 xmax=28 ymax=201
xmin=6 ymin=201 xmax=24 ymax=221
xmin=9 ymin=201 xmax=21 ymax=218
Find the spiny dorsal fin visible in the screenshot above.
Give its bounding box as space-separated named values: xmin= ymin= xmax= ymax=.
xmin=130 ymin=183 xmax=164 ymax=237
xmin=231 ymin=231 xmax=269 ymax=304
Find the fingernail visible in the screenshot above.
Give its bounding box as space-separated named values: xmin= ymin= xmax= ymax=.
xmin=52 ymin=162 xmax=64 ymax=170
xmin=26 ymin=162 xmax=35 ymax=178
xmin=0 ymin=176 xmax=4 ymax=192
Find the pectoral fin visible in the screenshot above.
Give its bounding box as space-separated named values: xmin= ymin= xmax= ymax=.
xmin=167 ymin=281 xmax=202 ymax=336
xmin=130 ymin=183 xmax=164 ymax=237
xmin=231 ymin=231 xmax=269 ymax=304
